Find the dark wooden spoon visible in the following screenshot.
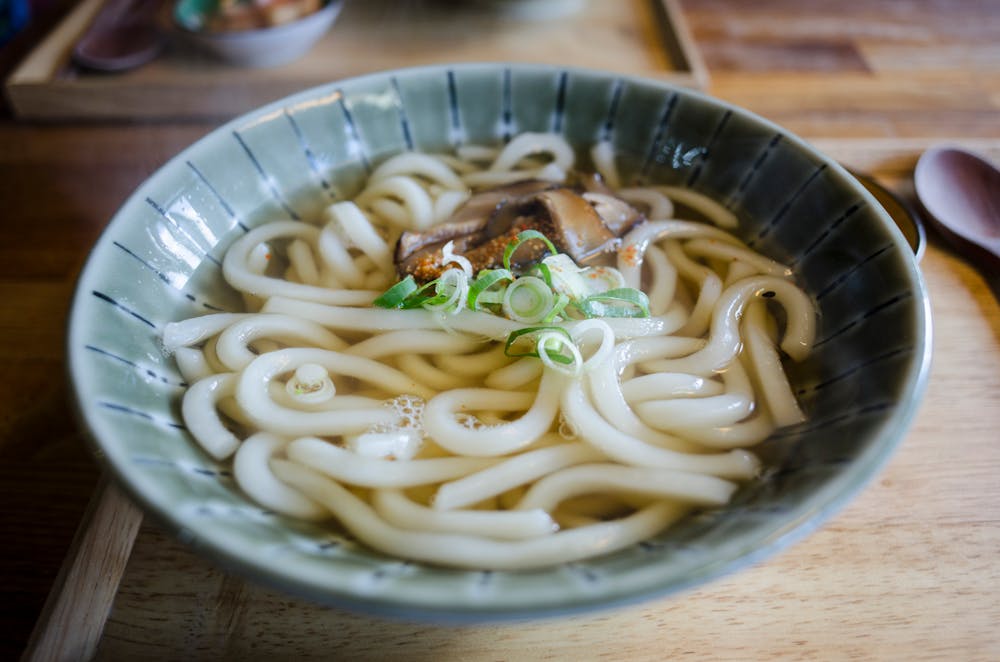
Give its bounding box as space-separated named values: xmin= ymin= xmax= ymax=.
xmin=915 ymin=146 xmax=1000 ymax=273
xmin=73 ymin=0 xmax=165 ymax=72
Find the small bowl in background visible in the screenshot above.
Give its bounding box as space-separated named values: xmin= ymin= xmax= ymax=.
xmin=173 ymin=0 xmax=343 ymax=68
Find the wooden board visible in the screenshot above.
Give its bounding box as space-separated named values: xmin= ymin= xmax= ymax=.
xmin=21 ymin=141 xmax=1000 ymax=661
xmin=4 ymin=0 xmax=707 ymax=121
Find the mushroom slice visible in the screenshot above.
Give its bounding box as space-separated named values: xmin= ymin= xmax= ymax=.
xmin=584 ymin=192 xmax=645 ymax=236
xmin=534 ymin=189 xmax=619 ymax=263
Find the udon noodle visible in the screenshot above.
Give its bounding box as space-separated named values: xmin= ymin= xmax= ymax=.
xmin=164 ymin=133 xmax=815 ymax=570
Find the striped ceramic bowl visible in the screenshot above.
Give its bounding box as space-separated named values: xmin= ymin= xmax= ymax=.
xmin=68 ymin=63 xmax=931 ymax=619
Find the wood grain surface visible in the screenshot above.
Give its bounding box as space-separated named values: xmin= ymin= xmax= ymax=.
xmin=2 ymin=1 xmax=999 ymax=659
xmin=5 ymin=0 xmax=706 ymax=119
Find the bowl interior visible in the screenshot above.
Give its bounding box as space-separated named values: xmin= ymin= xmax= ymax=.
xmin=68 ymin=63 xmax=930 ymax=619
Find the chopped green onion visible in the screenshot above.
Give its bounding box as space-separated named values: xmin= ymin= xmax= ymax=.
xmin=542 ymin=293 xmax=570 ymax=323
xmin=531 ymin=261 xmax=554 ymax=289
xmin=373 ymin=276 xmax=418 ymax=308
xmin=399 ymin=278 xmax=442 ymax=309
xmin=504 ymin=326 xmax=575 ymax=365
xmin=422 ymin=268 xmax=470 ymax=315
xmin=575 ymin=287 xmax=651 ymax=318
xmin=502 ymin=276 xmax=554 ymax=324
xmin=467 ymin=268 xmax=513 ymax=310
xmin=503 ymin=230 xmax=558 ymax=272
xmin=535 ymin=330 xmax=584 ymax=376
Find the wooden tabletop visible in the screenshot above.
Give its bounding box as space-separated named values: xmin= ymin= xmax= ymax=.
xmin=3 ymin=1 xmax=1000 ymax=659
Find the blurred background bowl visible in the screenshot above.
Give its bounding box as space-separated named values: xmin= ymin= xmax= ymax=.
xmin=173 ymin=0 xmax=343 ymax=67
xmin=67 ymin=63 xmax=931 ymax=620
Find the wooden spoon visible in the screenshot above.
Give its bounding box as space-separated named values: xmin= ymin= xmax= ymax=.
xmin=73 ymin=0 xmax=165 ymax=72
xmin=915 ymin=146 xmax=1000 ymax=272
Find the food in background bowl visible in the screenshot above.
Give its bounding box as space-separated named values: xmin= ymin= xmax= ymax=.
xmin=201 ymin=0 xmax=324 ymax=32
xmin=68 ymin=64 xmax=930 ymax=618
xmin=173 ymin=0 xmax=341 ymax=67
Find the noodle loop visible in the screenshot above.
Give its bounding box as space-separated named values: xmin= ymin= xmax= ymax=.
xmin=168 ymin=133 xmax=816 ymax=569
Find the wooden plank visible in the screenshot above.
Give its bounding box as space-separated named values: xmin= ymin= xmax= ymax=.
xmin=4 ymin=0 xmax=707 ymax=120
xmin=22 ymin=479 xmax=143 ymax=662
xmin=91 ymin=221 xmax=1000 ymax=659
xmin=4 ymin=0 xmax=103 ymax=84
xmin=27 ymin=142 xmax=996 ymax=660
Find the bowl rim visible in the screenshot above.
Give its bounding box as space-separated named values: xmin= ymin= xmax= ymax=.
xmin=66 ymin=61 xmax=933 ymax=620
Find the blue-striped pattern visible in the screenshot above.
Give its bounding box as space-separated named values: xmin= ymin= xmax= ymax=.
xmin=69 ymin=64 xmax=929 ymax=621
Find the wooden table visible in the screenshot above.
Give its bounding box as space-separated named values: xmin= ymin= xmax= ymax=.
xmin=3 ymin=1 xmax=999 ymax=659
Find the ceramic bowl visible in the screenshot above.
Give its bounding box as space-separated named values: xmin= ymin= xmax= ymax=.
xmin=173 ymin=0 xmax=342 ymax=68
xmin=67 ymin=63 xmax=931 ymax=620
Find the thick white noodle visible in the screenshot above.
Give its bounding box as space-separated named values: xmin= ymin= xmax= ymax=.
xmin=318 ymin=221 xmax=366 ymax=289
xmin=587 ymin=342 xmax=702 ymax=453
xmin=214 ymin=314 xmax=346 ymax=371
xmin=634 ymin=357 xmax=755 ymax=430
xmin=272 ymin=460 xmax=689 ymax=570
xmin=643 ymin=244 xmax=678 ymax=316
xmin=455 ymin=144 xmax=499 ymax=163
xmin=181 ymin=373 xmax=241 ymax=460
xmin=396 ymin=354 xmax=474 ymax=391
xmin=590 ymin=140 xmax=620 ymax=188
xmin=262 ymin=297 xmax=681 ymax=341
xmin=367 ymin=198 xmax=410 ymax=228
xmin=323 ymin=201 xmax=393 ymax=270
xmin=345 ymin=329 xmax=484 ymax=359
xmin=285 ymin=437 xmax=496 ymax=487
xmin=235 ymin=348 xmax=430 ymax=436
xmin=621 ymin=373 xmax=724 ymax=403
xmin=684 ymin=238 xmax=794 ymax=278
xmin=617 ymin=220 xmax=744 ymax=290
xmin=434 ymin=442 xmax=605 ymax=511
xmin=657 ymin=186 xmax=739 ymax=228
xmin=484 ymin=357 xmax=543 ymax=390
xmin=433 ymin=190 xmax=471 ymax=224
xmin=667 ymin=239 xmax=723 ymax=338
xmin=174 ymin=346 xmax=212 ymax=383
xmin=266 ymin=382 xmax=383 ymax=412
xmin=561 ymin=379 xmax=761 ymax=479
xmin=489 ymin=132 xmax=575 ymax=174
xmin=369 ymin=152 xmax=466 ymax=190
xmin=287 ymin=238 xmax=320 ymax=286
xmin=434 ymin=344 xmax=511 ymax=377
xmin=617 ymin=187 xmax=674 ymax=219
xmin=640 ymin=275 xmax=815 ymax=376
xmin=372 ymin=489 xmax=556 ymax=540
xmin=222 ymin=221 xmax=379 ymax=305
xmin=233 ymin=432 xmax=327 ymax=520
xmin=423 ymin=370 xmax=566 ymax=457
xmin=669 ymin=407 xmax=777 ymax=448
xmin=163 ymin=313 xmax=252 ymax=351
xmin=741 ymin=302 xmax=806 ymax=426
xmin=515 ymin=464 xmax=737 ymax=511
xmin=356 ymin=175 xmax=435 ymax=229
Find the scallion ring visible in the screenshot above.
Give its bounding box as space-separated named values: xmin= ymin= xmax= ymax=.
xmin=422 ymin=268 xmax=470 ymax=315
xmin=535 ymin=330 xmax=583 ymax=377
xmin=576 ymin=288 xmax=651 ymax=318
xmin=504 ymin=326 xmax=575 ymax=364
xmin=502 ymin=276 xmax=554 ymax=324
xmin=373 ymin=276 xmax=418 ymax=308
xmin=503 ymin=230 xmax=558 ymax=272
xmin=468 ymin=268 xmax=513 ymax=311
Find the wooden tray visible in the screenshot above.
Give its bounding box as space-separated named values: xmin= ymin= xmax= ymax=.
xmin=21 ymin=142 xmax=1000 ymax=660
xmin=4 ymin=0 xmax=707 ymax=121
